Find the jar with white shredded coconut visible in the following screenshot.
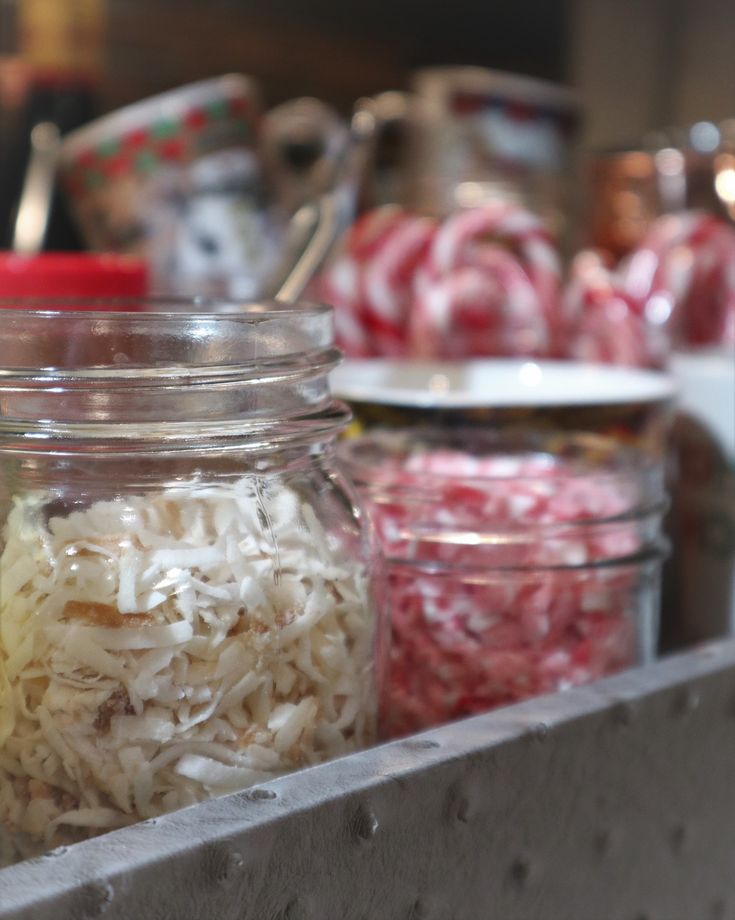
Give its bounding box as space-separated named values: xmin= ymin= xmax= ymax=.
xmin=0 ymin=302 xmax=382 ymax=863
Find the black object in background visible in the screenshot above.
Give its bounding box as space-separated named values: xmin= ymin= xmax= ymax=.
xmin=1 ymin=0 xmax=105 ymax=251
xmin=3 ymin=79 xmax=95 ymax=250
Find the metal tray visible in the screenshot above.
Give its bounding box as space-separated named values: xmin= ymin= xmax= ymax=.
xmin=2 ymin=640 xmax=735 ymax=920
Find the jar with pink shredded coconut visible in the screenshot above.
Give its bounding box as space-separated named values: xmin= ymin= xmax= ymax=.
xmin=339 ymin=428 xmax=668 ymax=738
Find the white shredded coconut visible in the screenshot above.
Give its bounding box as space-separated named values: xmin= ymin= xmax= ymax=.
xmin=0 ymin=476 xmax=375 ymax=860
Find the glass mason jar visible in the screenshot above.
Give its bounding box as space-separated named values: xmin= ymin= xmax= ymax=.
xmin=339 ymin=428 xmax=668 ymax=739
xmin=0 ymin=301 xmax=382 ymax=863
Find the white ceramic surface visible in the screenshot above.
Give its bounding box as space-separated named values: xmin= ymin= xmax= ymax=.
xmin=331 ymin=358 xmax=676 ymax=408
xmin=671 ymin=350 xmax=735 ymax=459
xmin=666 ymin=349 xmax=735 ymax=643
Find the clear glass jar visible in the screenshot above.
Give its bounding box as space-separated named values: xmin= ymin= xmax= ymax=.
xmin=0 ymin=301 xmax=382 ymax=863
xmin=339 ymin=428 xmax=668 ymax=738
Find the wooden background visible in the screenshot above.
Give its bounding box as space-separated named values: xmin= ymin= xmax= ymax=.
xmin=100 ymin=0 xmax=568 ymax=114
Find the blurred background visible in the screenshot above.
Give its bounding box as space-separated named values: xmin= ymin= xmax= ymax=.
xmin=3 ymin=0 xmax=735 ymax=143
xmin=3 ymin=0 xmax=735 ymax=251
xmin=3 ymin=0 xmax=568 ymax=114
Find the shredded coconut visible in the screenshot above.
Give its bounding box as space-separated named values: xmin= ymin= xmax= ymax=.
xmin=0 ymin=476 xmax=375 ymax=861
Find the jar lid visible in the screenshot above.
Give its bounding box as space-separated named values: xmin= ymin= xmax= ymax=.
xmin=331 ymin=358 xmax=676 ymax=409
xmin=0 ymin=253 xmax=148 ymax=301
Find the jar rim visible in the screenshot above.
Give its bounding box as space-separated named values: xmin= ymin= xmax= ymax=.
xmin=383 ymin=496 xmax=670 ymax=541
xmin=385 ymin=539 xmax=669 ymax=576
xmin=0 ymin=301 xmax=347 ymax=448
xmin=339 ymin=428 xmax=667 ymax=562
xmin=0 ymin=298 xmax=331 ymax=319
xmin=339 ymin=428 xmax=662 ymax=488
xmin=0 ymin=300 xmax=334 ymax=377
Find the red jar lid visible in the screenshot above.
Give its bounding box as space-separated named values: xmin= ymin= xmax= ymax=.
xmin=0 ymin=253 xmax=148 ymax=304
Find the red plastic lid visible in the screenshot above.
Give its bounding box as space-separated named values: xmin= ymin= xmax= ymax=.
xmin=0 ymin=253 xmax=148 ymax=305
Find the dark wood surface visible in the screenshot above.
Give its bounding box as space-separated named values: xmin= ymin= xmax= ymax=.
xmin=103 ymin=0 xmax=569 ymax=113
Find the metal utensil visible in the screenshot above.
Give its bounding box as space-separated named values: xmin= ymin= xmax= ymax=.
xmin=12 ymin=121 xmax=61 ymax=255
xmin=268 ymin=109 xmax=376 ymax=303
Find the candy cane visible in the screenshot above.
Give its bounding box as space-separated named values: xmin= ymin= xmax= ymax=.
xmin=410 ymin=245 xmax=546 ymax=358
xmin=316 ymin=206 xmax=406 ymax=356
xmin=677 ymin=220 xmax=735 ymax=345
xmin=409 ymin=203 xmax=562 ymax=359
xmin=362 ymin=215 xmax=436 ymax=356
xmin=565 ymin=251 xmax=657 ymax=367
xmin=310 ymin=251 xmax=365 ymax=356
xmin=427 ymin=203 xmax=562 ymax=318
xmin=619 ymin=211 xmax=735 ymax=348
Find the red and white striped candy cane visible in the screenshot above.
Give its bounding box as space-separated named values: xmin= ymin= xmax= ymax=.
xmin=316 ymin=205 xmax=410 ymax=356
xmin=409 ymin=263 xmax=505 ymax=359
xmin=313 ymin=254 xmax=371 ymax=357
xmin=348 ymin=204 xmax=408 ymax=260
xmin=411 ymin=202 xmax=562 ymax=358
xmin=362 ymin=215 xmax=436 ymax=356
xmin=619 ymin=211 xmax=735 ymax=348
xmin=677 ymin=219 xmax=735 ymax=345
xmin=409 ymin=244 xmax=546 ymax=358
xmin=565 ymin=250 xmax=656 ymax=367
xmin=619 ymin=212 xmax=711 ymax=302
xmin=427 ymin=203 xmax=561 ymax=319
xmin=571 ymin=293 xmax=652 ymax=367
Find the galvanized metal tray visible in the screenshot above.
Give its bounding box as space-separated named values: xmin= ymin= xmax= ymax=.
xmin=2 ymin=640 xmax=735 ymax=920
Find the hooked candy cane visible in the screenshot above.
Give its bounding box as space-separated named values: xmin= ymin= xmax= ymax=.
xmin=409 ymin=203 xmax=562 ymax=358
xmin=362 ymin=215 xmax=437 ymax=356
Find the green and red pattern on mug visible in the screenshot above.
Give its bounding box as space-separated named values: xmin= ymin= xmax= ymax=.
xmin=60 ymin=91 xmax=258 ymax=197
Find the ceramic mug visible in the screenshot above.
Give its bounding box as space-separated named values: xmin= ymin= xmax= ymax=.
xmin=59 ymin=76 xmax=351 ymax=298
xmin=356 ymin=68 xmax=580 ymax=241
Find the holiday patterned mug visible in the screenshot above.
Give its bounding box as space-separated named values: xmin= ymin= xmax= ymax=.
xmin=59 ymin=75 xmax=278 ymax=297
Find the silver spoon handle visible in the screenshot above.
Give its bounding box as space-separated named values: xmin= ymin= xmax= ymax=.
xmin=270 ymin=111 xmax=376 ymax=304
xmin=12 ymin=121 xmax=61 ymax=256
